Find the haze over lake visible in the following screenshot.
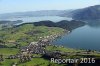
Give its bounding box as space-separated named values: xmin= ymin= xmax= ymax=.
xmin=0 ymin=16 xmax=72 ymax=23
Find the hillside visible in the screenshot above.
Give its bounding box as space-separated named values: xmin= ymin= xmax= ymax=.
xmin=0 ymin=23 xmax=65 ymax=46
xmin=71 ymin=5 xmax=100 ymax=20
xmin=0 ymin=5 xmax=100 ymax=20
xmin=33 ymin=20 xmax=85 ymax=30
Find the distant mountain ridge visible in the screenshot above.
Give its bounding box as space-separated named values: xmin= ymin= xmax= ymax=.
xmin=71 ymin=5 xmax=100 ymax=20
xmin=0 ymin=5 xmax=100 ymax=20
xmin=0 ymin=10 xmax=69 ymax=19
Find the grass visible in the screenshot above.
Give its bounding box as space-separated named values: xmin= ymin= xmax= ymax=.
xmin=18 ymin=58 xmax=50 ymax=66
xmin=0 ymin=48 xmax=19 ymax=58
xmin=0 ymin=48 xmax=19 ymax=55
xmin=1 ymin=58 xmax=65 ymax=66
xmin=0 ymin=24 xmax=65 ymax=47
xmin=46 ymin=45 xmax=82 ymax=52
xmin=1 ymin=59 xmax=19 ymax=66
xmin=46 ymin=46 xmax=100 ymax=59
xmin=18 ymin=58 xmax=65 ymax=66
xmin=0 ymin=24 xmax=66 ymax=66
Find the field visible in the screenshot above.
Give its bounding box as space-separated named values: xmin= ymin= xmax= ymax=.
xmin=0 ymin=23 xmax=100 ymax=66
xmin=0 ymin=23 xmax=66 ymax=66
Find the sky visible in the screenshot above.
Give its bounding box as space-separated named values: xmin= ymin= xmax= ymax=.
xmin=0 ymin=0 xmax=100 ymax=14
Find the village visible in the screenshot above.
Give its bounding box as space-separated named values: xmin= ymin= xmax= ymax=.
xmin=1 ymin=32 xmax=99 ymax=66
xmin=0 ymin=32 xmax=66 ymax=65
xmin=0 ymin=24 xmax=100 ymax=66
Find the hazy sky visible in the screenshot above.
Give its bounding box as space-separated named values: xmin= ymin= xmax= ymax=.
xmin=0 ymin=0 xmax=99 ymax=14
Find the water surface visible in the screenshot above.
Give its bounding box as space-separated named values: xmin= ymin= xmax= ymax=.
xmin=52 ymin=21 xmax=100 ymax=51
xmin=0 ymin=16 xmax=72 ymax=23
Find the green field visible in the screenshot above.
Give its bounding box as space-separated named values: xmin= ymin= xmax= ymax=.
xmin=0 ymin=24 xmax=65 ymax=46
xmin=0 ymin=23 xmax=100 ymax=66
xmin=0 ymin=23 xmax=66 ymax=66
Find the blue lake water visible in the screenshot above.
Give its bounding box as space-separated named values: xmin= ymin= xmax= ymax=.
xmin=52 ymin=21 xmax=100 ymax=51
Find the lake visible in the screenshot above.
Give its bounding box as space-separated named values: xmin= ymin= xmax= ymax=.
xmin=52 ymin=20 xmax=100 ymax=51
xmin=1 ymin=16 xmax=100 ymax=51
xmin=0 ymin=16 xmax=72 ymax=23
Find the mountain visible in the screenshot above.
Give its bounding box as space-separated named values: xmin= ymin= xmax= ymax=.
xmin=33 ymin=20 xmax=85 ymax=31
xmin=0 ymin=10 xmax=68 ymax=19
xmin=0 ymin=5 xmax=100 ymax=20
xmin=71 ymin=5 xmax=100 ymax=20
